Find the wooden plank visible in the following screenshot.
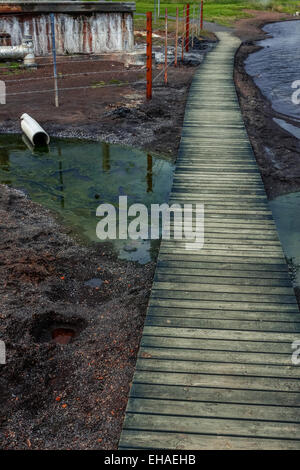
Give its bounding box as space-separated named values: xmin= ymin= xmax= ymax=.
xmin=135 ymin=358 xmax=300 ymax=379
xmin=141 ymin=335 xmax=294 ymax=354
xmin=147 ymin=306 xmax=300 ymax=321
xmin=154 ymin=273 xmax=291 ymax=286
xmin=127 ymin=397 xmax=300 ymax=423
xmin=157 ymin=260 xmax=289 ymax=273
xmin=133 ymin=370 xmax=300 ymax=392
xmin=123 ymin=413 xmax=300 ymax=440
xmin=150 ymin=299 xmax=297 ymax=313
xmin=119 ymin=430 xmax=300 ymax=450
xmin=130 ymin=383 xmax=300 ymax=407
xmin=164 ymin=229 xmax=279 ymax=239
xmin=143 ymin=326 xmax=299 ymax=342
xmin=159 ymin=254 xmax=287 ymax=264
xmin=168 ymin=232 xmax=280 ymax=242
xmin=139 ymin=347 xmax=294 ymax=365
xmin=150 ymin=290 xmax=297 ymax=305
xmin=145 ymin=317 xmax=300 ymax=333
xmin=160 ymin=246 xmax=284 ymax=256
xmin=170 ymin=193 xmax=268 ymax=201
xmin=161 ymin=244 xmax=283 ymax=254
xmin=152 ymin=281 xmax=295 ymax=296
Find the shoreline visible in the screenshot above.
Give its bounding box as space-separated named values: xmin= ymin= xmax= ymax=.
xmin=233 ymin=13 xmax=300 ymax=307
xmin=234 ymin=13 xmax=300 ymax=200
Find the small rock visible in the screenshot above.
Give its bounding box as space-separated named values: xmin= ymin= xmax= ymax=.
xmin=84 ymin=278 xmax=103 ymax=288
xmin=123 ymin=245 xmax=138 ymax=253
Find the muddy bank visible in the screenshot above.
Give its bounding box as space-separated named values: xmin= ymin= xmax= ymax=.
xmin=0 ymin=184 xmax=155 ymax=449
xmin=234 ymin=9 xmax=288 ymax=42
xmin=234 ymin=12 xmax=300 ymax=199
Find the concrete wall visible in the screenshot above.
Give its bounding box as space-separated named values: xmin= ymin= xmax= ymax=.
xmin=0 ymin=2 xmax=135 ymax=55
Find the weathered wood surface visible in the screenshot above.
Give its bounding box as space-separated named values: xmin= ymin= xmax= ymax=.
xmin=119 ymin=33 xmax=300 ymax=450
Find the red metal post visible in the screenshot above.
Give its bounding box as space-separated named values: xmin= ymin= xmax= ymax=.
xmin=192 ymin=3 xmax=195 ymax=48
xmin=181 ymin=5 xmax=185 ymax=63
xmin=185 ymin=3 xmax=190 ymax=52
xmin=200 ymin=0 xmax=204 ymax=31
xmin=174 ymin=7 xmax=179 ymax=67
xmin=146 ymin=11 xmax=152 ymax=100
xmin=164 ymin=8 xmax=168 ymax=85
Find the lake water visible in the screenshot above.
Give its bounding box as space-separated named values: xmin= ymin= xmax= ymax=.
xmin=0 ymin=135 xmax=174 ymax=264
xmin=269 ymin=191 xmax=300 ymax=287
xmin=245 ymin=20 xmax=300 ymax=128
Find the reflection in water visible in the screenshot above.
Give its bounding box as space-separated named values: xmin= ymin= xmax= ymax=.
xmin=0 ymin=135 xmax=174 ymax=264
xmin=22 ymin=133 xmax=50 ymax=155
xmin=147 ymin=154 xmax=153 ymax=193
xmin=22 ymin=134 xmax=35 ymax=153
xmin=58 ymin=161 xmax=65 ymax=209
xmin=245 ymin=21 xmax=300 ymax=134
xmin=0 ymin=147 xmax=9 ymax=168
xmin=102 ymin=142 xmax=110 ymax=172
xmin=269 ymin=192 xmax=300 ymax=288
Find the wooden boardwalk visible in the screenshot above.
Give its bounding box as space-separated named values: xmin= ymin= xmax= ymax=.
xmin=119 ymin=33 xmax=300 ymax=450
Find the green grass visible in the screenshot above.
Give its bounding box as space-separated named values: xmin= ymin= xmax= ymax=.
xmin=0 ymin=61 xmax=30 ymax=76
xmin=124 ymin=0 xmax=297 ymax=26
xmin=0 ymin=61 xmax=20 ymax=69
xmin=91 ymin=79 xmax=129 ymax=88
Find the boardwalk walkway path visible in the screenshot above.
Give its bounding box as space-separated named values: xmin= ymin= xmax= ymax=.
xmin=119 ymin=33 xmax=300 ymax=450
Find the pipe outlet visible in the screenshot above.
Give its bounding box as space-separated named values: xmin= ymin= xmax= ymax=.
xmin=20 ymin=113 xmax=50 ymax=147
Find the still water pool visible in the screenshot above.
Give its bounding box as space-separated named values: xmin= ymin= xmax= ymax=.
xmin=0 ymin=135 xmax=174 ymax=264
xmin=269 ymin=191 xmax=300 ymax=288
xmin=245 ymin=20 xmax=300 ymax=121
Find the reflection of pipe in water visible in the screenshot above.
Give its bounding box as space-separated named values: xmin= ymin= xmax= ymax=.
xmin=56 ymin=144 xmax=64 ymax=208
xmin=147 ymin=154 xmax=153 ymax=193
xmin=22 ymin=133 xmax=35 ymax=153
xmin=0 ymin=147 xmax=10 ymax=169
xmin=102 ymin=142 xmax=110 ymax=172
xmin=58 ymin=160 xmax=65 ymax=209
xmin=22 ymin=133 xmax=49 ymax=154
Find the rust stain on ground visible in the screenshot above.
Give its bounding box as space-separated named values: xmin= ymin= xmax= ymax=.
xmin=0 ymin=5 xmax=22 ymax=13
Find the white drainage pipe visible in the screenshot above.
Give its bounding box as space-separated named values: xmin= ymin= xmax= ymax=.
xmin=0 ymin=35 xmax=36 ymax=67
xmin=20 ymin=113 xmax=50 ymax=147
